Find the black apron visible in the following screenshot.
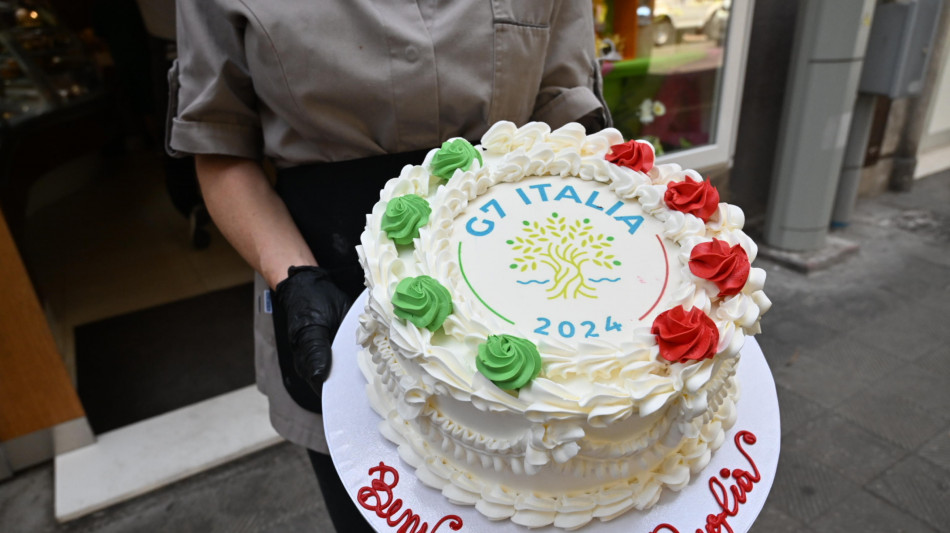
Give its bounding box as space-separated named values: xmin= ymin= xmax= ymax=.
xmin=272 ymin=151 xmax=431 ymax=533
xmin=271 ymin=149 xmax=430 ymax=413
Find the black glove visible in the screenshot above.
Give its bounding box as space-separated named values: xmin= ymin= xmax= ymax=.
xmin=274 ymin=266 xmax=351 ymax=396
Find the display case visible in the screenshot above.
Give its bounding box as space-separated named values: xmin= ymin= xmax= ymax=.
xmin=0 ymin=1 xmax=109 ymax=240
xmin=0 ymin=1 xmax=102 ymax=128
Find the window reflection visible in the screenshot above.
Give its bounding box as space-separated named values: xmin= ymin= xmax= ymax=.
xmin=595 ymin=0 xmax=730 ymax=156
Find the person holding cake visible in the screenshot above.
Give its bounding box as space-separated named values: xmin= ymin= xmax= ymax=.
xmin=166 ymin=1 xmax=610 ymax=530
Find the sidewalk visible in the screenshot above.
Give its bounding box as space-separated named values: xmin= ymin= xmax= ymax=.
xmin=2 ymin=170 xmax=948 ymax=532
xmin=750 ymin=169 xmax=950 ymax=533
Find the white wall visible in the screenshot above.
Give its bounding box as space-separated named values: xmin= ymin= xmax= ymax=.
xmin=926 ymin=49 xmax=950 ymax=137
xmin=916 ymin=18 xmax=950 ymax=178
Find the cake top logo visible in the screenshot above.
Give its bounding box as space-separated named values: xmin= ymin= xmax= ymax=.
xmin=507 ymin=212 xmax=620 ymax=300
xmin=452 ymin=177 xmax=674 ymax=340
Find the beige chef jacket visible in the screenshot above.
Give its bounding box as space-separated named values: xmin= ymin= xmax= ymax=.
xmin=167 ymin=0 xmax=607 ymax=167
xmin=168 ymin=0 xmax=608 ymax=452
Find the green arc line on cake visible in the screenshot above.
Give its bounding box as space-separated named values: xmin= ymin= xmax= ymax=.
xmin=457 ymin=241 xmax=515 ymax=325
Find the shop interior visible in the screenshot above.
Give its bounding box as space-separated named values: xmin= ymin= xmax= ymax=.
xmin=2 ymin=0 xmax=255 ymax=434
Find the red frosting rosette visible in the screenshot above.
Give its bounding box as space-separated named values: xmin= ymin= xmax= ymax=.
xmin=605 ymin=140 xmax=654 ymax=173
xmin=664 ymin=176 xmax=720 ymax=222
xmin=689 ymin=239 xmax=751 ymax=297
xmin=651 ymin=305 xmax=720 ymax=363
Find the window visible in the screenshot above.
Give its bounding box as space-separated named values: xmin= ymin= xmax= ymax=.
xmin=594 ymin=0 xmax=753 ymax=170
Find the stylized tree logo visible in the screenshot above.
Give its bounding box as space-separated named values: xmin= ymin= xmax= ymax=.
xmin=507 ymin=212 xmax=621 ymax=299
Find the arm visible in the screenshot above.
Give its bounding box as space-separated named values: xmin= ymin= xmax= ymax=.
xmin=172 ymin=2 xmax=345 ymax=397
xmin=532 ymin=1 xmax=610 ymax=129
xmin=172 ymin=2 xmax=301 ymax=286
xmin=194 ymin=154 xmax=315 ymax=289
xmin=195 ymin=154 xmax=347 ymax=395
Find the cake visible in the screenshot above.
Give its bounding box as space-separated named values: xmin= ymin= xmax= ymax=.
xmin=355 ymin=121 xmax=771 ymax=529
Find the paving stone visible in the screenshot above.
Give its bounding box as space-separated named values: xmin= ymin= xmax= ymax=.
xmin=755 ymin=263 xmax=797 ymax=300
xmin=58 ymin=442 xmax=329 ymax=533
xmin=62 ymin=503 xmax=218 ymax=533
xmin=921 ymin=245 xmax=950 ymax=267
xmin=783 ymin=413 xmax=906 ymax=485
xmin=835 ymin=209 xmax=904 ymax=244
xmin=802 ymin=288 xmax=902 ymax=334
xmin=775 ymin=384 xmax=827 ymax=438
xmin=797 ymin=335 xmax=905 ymax=386
xmin=758 ymin=312 xmax=840 ymax=356
xmin=809 ymin=490 xmax=937 ymax=533
xmin=919 ymin=297 xmax=950 ymax=322
xmin=748 ymin=502 xmax=813 ymax=533
xmin=757 ymin=235 xmax=859 ymax=273
xmin=770 ymin=293 xmax=855 ymax=335
xmin=756 ymin=335 xmax=802 ymax=369
xmin=772 ymin=352 xmax=869 ymax=408
xmin=868 ymin=455 xmax=950 ymax=532
xmin=871 ymin=365 xmax=950 ymax=417
xmin=836 ymin=387 xmax=948 ymax=451
xmin=914 ymin=348 xmax=950 ymax=378
xmin=903 ymin=305 xmax=950 ymax=346
xmin=252 ymin=501 xmax=327 ymax=533
xmin=0 ymin=464 xmax=56 ymax=533
xmin=768 ymin=450 xmax=860 ymax=524
xmin=893 ymin=209 xmax=950 ymax=244
xmin=919 ymin=430 xmax=950 ymax=472
xmin=843 ymin=303 xmax=944 ymax=362
xmin=878 ymin=170 xmax=950 ymax=213
xmin=879 ymin=253 xmax=950 ymax=302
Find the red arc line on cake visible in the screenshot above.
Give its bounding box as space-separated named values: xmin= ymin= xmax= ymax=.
xmin=638 ymin=234 xmax=670 ymax=321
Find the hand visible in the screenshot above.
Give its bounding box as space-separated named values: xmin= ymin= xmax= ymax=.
xmin=274 ymin=266 xmax=351 ymax=395
xmin=576 ymin=108 xmax=609 ymax=132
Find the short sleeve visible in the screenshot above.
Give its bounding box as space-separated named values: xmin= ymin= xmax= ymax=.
xmin=166 ymin=0 xmax=263 ymax=159
xmin=530 ymin=1 xmax=609 ymax=129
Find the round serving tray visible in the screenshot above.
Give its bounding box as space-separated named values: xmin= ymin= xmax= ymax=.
xmin=325 ymin=290 xmax=780 ymax=533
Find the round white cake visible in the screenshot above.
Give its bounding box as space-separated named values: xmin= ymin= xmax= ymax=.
xmin=355 ymin=121 xmax=771 ymax=530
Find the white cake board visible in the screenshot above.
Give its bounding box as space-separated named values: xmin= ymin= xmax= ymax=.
xmin=325 ymin=291 xmax=780 ymax=533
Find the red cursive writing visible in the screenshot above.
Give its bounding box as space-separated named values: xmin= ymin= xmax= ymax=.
xmin=357 ymin=461 xmax=463 ymax=533
xmin=650 ymin=430 xmax=760 ymax=533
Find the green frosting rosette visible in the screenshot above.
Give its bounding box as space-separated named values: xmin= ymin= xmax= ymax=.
xmin=476 ymin=334 xmax=542 ymax=390
xmin=430 ymin=138 xmax=483 ymax=181
xmin=381 ymin=194 xmax=431 ymax=245
xmin=392 ymin=275 xmax=453 ymax=331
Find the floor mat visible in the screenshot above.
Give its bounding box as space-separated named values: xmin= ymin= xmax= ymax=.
xmin=76 ymin=283 xmax=256 ymax=434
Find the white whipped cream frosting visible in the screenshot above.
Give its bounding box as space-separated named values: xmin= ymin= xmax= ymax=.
xmin=356 ymin=121 xmax=770 ymax=529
